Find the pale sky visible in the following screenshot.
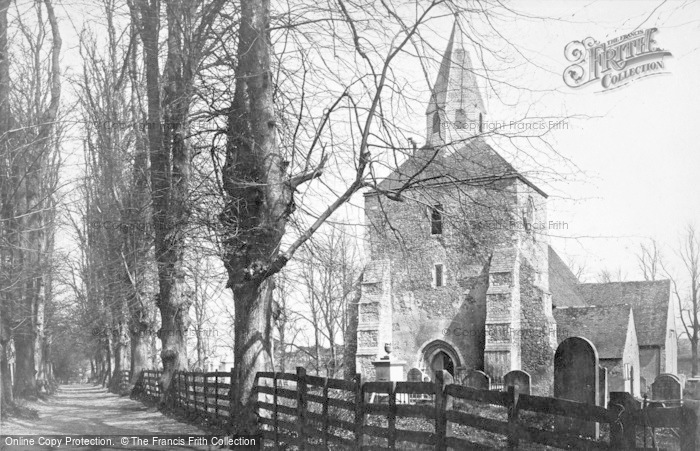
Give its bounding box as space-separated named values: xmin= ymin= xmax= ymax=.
xmin=381 ymin=0 xmax=700 ymax=285
xmin=41 ymin=0 xmax=700 ymax=356
xmin=498 ymin=1 xmax=700 ymax=283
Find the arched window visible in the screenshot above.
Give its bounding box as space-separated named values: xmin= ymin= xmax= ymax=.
xmin=432 ymin=112 xmax=441 ymax=135
xmin=429 ymin=204 xmax=443 ymax=235
xmin=455 ymin=109 xmax=466 ymax=129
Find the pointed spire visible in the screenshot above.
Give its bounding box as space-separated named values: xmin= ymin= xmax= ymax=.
xmin=426 ymin=20 xmax=486 ymax=144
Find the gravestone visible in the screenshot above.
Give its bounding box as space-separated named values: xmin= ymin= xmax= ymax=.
xmin=463 ymin=370 xmax=490 ymax=390
xmin=554 ymin=337 xmax=599 ymax=438
xmin=455 ymin=366 xmax=468 ymax=383
xmin=407 ymin=368 xmax=423 ymax=382
xmin=599 ymin=366 xmax=608 ymax=407
xmin=504 ymin=370 xmax=531 ymax=395
xmin=406 ymin=368 xmax=424 ymax=403
xmin=685 ymin=378 xmax=700 ymax=400
xmin=651 ymin=373 xmax=682 ymax=406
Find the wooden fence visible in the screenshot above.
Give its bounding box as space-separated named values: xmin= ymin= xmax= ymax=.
xmin=133 ymin=367 xmax=697 ymax=449
xmin=141 ymin=370 xmax=163 ymax=399
xmin=138 ymin=368 xmax=235 ymax=426
xmin=253 ymin=367 xmax=698 ymax=450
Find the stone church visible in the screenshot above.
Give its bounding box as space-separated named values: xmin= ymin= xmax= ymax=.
xmin=355 ymin=21 xmax=676 ymax=396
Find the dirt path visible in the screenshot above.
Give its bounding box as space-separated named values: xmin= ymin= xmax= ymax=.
xmin=0 ymin=384 xmax=221 ymax=450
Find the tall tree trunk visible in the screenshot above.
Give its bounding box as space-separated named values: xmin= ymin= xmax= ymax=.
xmin=343 ymin=274 xmax=361 ymax=380
xmin=133 ymin=0 xmax=193 ymax=405
xmin=110 ymin=319 xmax=130 ymax=392
xmin=222 ymin=0 xmax=283 ymax=432
xmin=126 ymin=16 xmax=153 ymax=389
xmin=34 ymin=291 xmax=45 ymax=391
xmin=231 ymin=280 xmax=275 ymax=430
xmin=14 ymin=325 xmax=36 ymax=397
xmin=129 ymin=309 xmax=151 ymax=388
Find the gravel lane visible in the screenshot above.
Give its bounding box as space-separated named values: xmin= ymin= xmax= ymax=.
xmin=0 ymin=384 xmax=222 ymax=450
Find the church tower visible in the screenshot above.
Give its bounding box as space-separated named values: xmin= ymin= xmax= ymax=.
xmin=426 ymin=21 xmax=487 ymax=147
xmin=357 ymin=19 xmax=555 ymax=395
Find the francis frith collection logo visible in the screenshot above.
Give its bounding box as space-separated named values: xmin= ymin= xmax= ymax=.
xmin=563 ymin=28 xmax=672 ymax=91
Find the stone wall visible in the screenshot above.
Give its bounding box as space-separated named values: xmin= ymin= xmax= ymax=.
xmin=518 ymin=258 xmax=555 ymax=396
xmin=361 ymin=174 xmax=552 ymax=383
xmin=363 ymin=179 xmax=520 ymax=373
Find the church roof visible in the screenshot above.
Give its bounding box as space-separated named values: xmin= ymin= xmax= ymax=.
xmin=427 ymin=21 xmax=486 ymax=116
xmin=576 ymin=280 xmax=671 ymax=347
xmin=548 ymin=246 xmax=587 ymax=308
xmin=370 ymin=138 xmax=547 ymax=197
xmin=553 ymin=304 xmax=634 ymax=359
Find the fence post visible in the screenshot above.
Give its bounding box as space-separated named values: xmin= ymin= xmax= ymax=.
xmin=184 ymin=373 xmax=190 ymax=412
xmin=228 ymin=367 xmax=235 ymax=426
xmin=506 ymin=385 xmax=520 ymax=449
xmin=172 ymin=371 xmax=178 ymax=407
xmin=388 ymin=381 xmax=397 ymax=449
xmin=195 ymin=372 xmax=201 ymax=415
xmin=273 ymin=372 xmax=279 ymax=446
xmin=609 ymin=391 xmax=637 ymax=449
xmin=214 ymin=373 xmax=219 ymax=420
xmin=680 ymin=405 xmax=697 ymax=451
xmin=435 ymin=371 xmax=447 ymax=451
xmin=204 ymin=373 xmax=209 ymax=418
xmin=177 ymin=372 xmax=182 ymax=407
xmin=322 ymin=377 xmax=330 ymax=448
xmin=296 ymin=367 xmax=307 ymax=450
xmin=353 ymin=373 xmax=363 ymax=448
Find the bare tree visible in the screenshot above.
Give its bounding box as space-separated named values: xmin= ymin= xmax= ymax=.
xmin=71 ymin=0 xmax=163 ymax=392
xmin=669 ymin=225 xmax=700 ymax=375
xmin=295 ymin=228 xmax=362 ymax=376
xmin=185 ymin=249 xmax=226 ymax=370
xmin=597 ymin=267 xmax=626 ymax=283
xmin=637 ymin=239 xmax=661 ymax=281
xmin=272 ymin=271 xmax=304 ymax=373
xmin=129 ymin=0 xmax=227 ymax=403
xmin=0 ymin=0 xmax=61 ymax=399
xmin=566 ymin=256 xmax=587 ymax=282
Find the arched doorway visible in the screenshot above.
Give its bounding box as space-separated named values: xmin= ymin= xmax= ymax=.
xmin=430 ymin=351 xmax=454 ymax=376
xmin=420 ymin=340 xmax=461 ymax=378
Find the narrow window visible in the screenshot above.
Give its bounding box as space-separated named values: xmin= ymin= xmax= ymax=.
xmin=455 ymin=109 xmax=466 ymax=129
xmin=479 ymin=112 xmax=483 ymax=133
xmin=430 ymin=204 xmax=443 ymax=235
xmin=432 ymin=113 xmax=441 ymax=135
xmin=434 ymin=264 xmax=444 ymax=287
